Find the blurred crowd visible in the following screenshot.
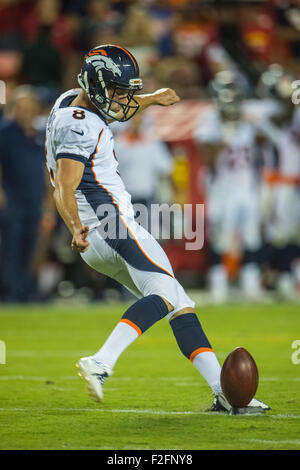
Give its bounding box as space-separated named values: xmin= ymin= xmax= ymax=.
xmin=0 ymin=0 xmax=299 ymax=304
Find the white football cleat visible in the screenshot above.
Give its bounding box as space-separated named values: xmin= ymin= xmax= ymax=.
xmin=210 ymin=393 xmax=270 ymax=413
xmin=210 ymin=392 xmax=231 ymax=412
xmin=76 ymin=356 xmax=113 ymax=402
xmin=247 ymin=397 xmax=270 ymax=410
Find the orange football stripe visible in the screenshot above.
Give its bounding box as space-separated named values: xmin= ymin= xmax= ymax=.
xmin=85 ymin=49 xmax=108 ymax=58
xmin=113 ymin=45 xmax=138 ymax=72
xmin=190 ymin=347 xmax=214 ymax=362
xmin=120 ymin=318 xmax=142 ymax=336
xmin=91 ymin=129 xmax=104 ymax=183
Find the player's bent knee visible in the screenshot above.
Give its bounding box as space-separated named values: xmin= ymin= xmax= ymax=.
xmin=162 ymin=280 xmax=195 ymax=322
xmin=168 ymin=307 xmax=195 ymax=322
xmin=143 ymin=275 xmax=195 ymax=321
xmin=120 ymin=294 xmax=170 ymax=335
xmin=160 ymin=297 xmax=174 ymax=313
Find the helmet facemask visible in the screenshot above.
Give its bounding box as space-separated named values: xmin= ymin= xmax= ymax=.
xmin=78 ymin=69 xmax=143 ymax=122
xmin=101 ymin=80 xmax=143 ymax=122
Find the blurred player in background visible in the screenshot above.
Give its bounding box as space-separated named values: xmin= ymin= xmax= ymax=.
xmin=251 ymin=84 xmax=300 ymax=300
xmin=195 ymin=71 xmax=263 ymax=303
xmin=45 ymin=44 xmax=268 ymax=413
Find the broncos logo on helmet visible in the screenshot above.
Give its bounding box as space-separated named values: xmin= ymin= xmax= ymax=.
xmin=86 ymin=55 xmax=121 ymax=79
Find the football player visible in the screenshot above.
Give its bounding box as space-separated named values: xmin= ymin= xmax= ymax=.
xmin=46 ymin=45 xmax=269 ymax=413
xmin=195 ymin=71 xmax=264 ymax=303
xmin=253 ymin=101 xmax=300 ymax=299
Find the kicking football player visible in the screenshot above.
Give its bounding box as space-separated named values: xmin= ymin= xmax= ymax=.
xmin=46 ymin=45 xmax=269 ymax=413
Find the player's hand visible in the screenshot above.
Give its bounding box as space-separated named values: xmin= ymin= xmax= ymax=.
xmin=71 ymin=226 xmax=90 ymax=253
xmin=152 ymin=88 xmax=180 ymax=107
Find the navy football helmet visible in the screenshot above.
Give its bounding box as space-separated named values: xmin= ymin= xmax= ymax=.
xmin=209 ymin=71 xmax=244 ymax=120
xmin=78 ymin=44 xmax=143 ymax=122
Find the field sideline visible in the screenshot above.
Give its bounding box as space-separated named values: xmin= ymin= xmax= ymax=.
xmin=0 ymin=301 xmax=299 ymax=450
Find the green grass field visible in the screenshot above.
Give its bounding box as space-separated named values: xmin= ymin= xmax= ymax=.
xmin=0 ymin=301 xmax=299 ymax=450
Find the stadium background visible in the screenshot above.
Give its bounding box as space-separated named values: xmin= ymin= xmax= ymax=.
xmin=0 ymin=0 xmax=299 ymax=305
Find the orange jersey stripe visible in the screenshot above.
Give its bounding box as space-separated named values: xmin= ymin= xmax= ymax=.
xmin=262 ymin=169 xmax=280 ymax=185
xmin=190 ymin=347 xmax=214 ymax=362
xmin=91 ymin=129 xmax=104 ymax=184
xmin=49 ymin=168 xmax=55 ymax=185
xmin=120 ymin=318 xmax=142 ymax=336
xmin=277 ymin=174 xmax=300 ymax=186
xmin=262 ymin=169 xmax=300 ymax=186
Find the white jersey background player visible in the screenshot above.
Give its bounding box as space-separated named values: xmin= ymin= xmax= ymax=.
xmin=194 ymin=72 xmax=262 ymax=302
xmin=252 ymin=102 xmax=300 ymax=298
xmin=46 ymin=45 xmax=268 ymax=413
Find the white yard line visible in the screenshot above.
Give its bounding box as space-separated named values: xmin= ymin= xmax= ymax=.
xmin=0 ymin=407 xmax=201 ymax=415
xmin=0 ymin=375 xmax=78 ymax=381
xmin=267 ymin=415 xmax=300 ymax=419
xmin=0 ymin=375 xmax=201 ymax=381
xmin=0 ymin=407 xmax=299 ymax=419
xmin=248 ymin=439 xmax=300 ymax=446
xmin=0 ymin=375 xmax=299 ymax=382
xmin=6 ymin=351 xmax=92 ymax=358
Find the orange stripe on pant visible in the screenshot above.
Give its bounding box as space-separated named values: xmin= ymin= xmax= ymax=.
xmin=120 ymin=318 xmax=142 ymax=336
xmin=190 ymin=347 xmax=213 ymax=362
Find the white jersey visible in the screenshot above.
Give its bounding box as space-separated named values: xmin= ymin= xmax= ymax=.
xmin=45 ymin=91 xmax=195 ymax=317
xmin=253 ymin=106 xmax=300 ymax=180
xmin=195 ymin=108 xmax=258 ymax=188
xmin=46 ymin=89 xmax=134 ymax=229
xmin=278 ymin=130 xmax=300 ymax=178
xmin=278 ymin=108 xmax=300 ymax=178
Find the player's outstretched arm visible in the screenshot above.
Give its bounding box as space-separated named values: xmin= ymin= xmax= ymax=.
xmin=110 ymin=88 xmax=180 ymax=122
xmin=54 ymin=158 xmax=90 ymax=253
xmin=135 ymin=88 xmax=180 ymax=112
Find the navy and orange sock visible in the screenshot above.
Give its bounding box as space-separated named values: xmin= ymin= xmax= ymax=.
xmin=170 ymin=313 xmax=213 ymax=361
xmin=170 ymin=313 xmax=221 ymax=394
xmin=120 ymin=294 xmax=169 ymax=336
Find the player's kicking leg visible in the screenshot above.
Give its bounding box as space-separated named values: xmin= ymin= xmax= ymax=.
xmin=76 ymin=295 xmax=269 ymax=412
xmin=76 ymin=295 xmax=269 ymax=411
xmin=77 ymin=225 xmax=269 ymax=412
xmin=76 ymin=294 xmax=173 ymax=402
xmin=76 ymin=293 xmax=222 ymax=403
